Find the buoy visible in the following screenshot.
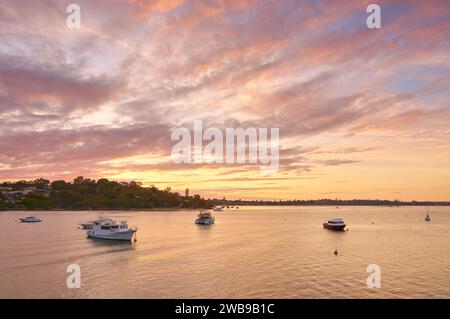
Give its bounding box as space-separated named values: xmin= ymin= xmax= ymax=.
xmin=334 ymin=249 xmax=338 ymax=255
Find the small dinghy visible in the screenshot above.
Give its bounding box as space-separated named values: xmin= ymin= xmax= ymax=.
xmin=80 ymin=217 xmax=112 ymax=229
xmin=19 ymin=215 xmax=42 ymax=223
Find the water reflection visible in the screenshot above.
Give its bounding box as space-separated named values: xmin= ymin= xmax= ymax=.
xmin=0 ymin=206 xmax=449 ymax=298
xmin=86 ymin=237 xmax=136 ymax=248
xmin=196 ymin=225 xmax=214 ymax=231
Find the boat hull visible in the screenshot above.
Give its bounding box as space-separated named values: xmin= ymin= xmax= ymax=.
xmin=19 ymin=219 xmax=42 ymax=223
xmin=87 ymin=229 xmax=136 ymax=241
xmin=323 ymin=223 xmax=346 ymax=231
xmin=195 ymin=218 xmax=214 ymax=225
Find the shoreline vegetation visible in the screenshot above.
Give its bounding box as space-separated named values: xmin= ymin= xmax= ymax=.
xmin=1 ymin=177 xmax=449 ymax=211
xmin=0 ymin=177 xmax=210 ymax=211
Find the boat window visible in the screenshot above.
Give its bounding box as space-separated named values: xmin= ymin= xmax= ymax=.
xmin=101 ymin=226 xmax=111 ymax=230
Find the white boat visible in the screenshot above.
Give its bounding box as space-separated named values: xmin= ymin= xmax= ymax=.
xmin=195 ymin=210 xmax=215 ymax=225
xmin=213 ymin=206 xmax=224 ymax=212
xmin=323 ymin=218 xmax=346 ymax=231
xmin=18 ymin=215 xmax=42 ymax=223
xmin=87 ymin=219 xmax=137 ymax=241
xmin=80 ymin=217 xmax=112 ymax=229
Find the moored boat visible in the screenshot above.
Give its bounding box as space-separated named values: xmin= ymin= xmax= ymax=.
xmin=323 ymin=218 xmax=346 ymax=231
xmin=18 ymin=215 xmax=42 ymax=223
xmin=80 ymin=217 xmax=112 ymax=229
xmin=80 ymin=222 xmax=94 ymax=229
xmin=87 ymin=219 xmax=137 ymax=241
xmin=195 ymin=210 xmax=215 ymax=225
xmin=425 ymin=206 xmax=431 ymax=222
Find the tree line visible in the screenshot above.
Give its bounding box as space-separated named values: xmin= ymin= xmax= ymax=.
xmin=0 ymin=177 xmax=211 ymax=210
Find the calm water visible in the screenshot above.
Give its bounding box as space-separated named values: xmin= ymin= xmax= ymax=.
xmin=0 ymin=206 xmax=449 ymax=298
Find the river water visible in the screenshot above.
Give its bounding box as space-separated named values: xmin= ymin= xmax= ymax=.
xmin=0 ymin=206 xmax=449 ymax=298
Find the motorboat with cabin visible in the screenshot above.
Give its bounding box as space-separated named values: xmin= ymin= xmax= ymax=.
xmin=87 ymin=219 xmax=137 ymax=241
xmin=18 ymin=215 xmax=42 ymax=223
xmin=195 ymin=210 xmax=215 ymax=225
xmin=323 ymin=218 xmax=346 ymax=231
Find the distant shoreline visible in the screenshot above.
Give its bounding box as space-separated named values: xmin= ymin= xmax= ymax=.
xmin=0 ymin=207 xmax=201 ymax=212
xmin=2 ymin=204 xmax=450 ymax=212
xmin=3 ymin=178 xmax=449 ymax=211
xmin=211 ymin=200 xmax=450 ymax=207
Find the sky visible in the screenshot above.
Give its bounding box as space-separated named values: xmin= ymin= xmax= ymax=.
xmin=0 ymin=0 xmax=449 ymax=200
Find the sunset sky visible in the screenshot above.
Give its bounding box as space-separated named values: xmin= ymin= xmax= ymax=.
xmin=0 ymin=0 xmax=449 ymax=200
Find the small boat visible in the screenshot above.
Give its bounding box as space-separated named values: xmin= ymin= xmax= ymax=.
xmin=19 ymin=215 xmax=42 ymax=223
xmin=87 ymin=219 xmax=137 ymax=241
xmin=213 ymin=206 xmax=224 ymax=212
xmin=424 ymin=206 xmax=431 ymax=222
xmin=195 ymin=210 xmax=215 ymax=225
xmin=80 ymin=222 xmax=94 ymax=229
xmin=323 ymin=218 xmax=346 ymax=231
xmin=80 ymin=217 xmax=112 ymax=229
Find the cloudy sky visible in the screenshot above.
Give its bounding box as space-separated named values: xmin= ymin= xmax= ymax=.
xmin=0 ymin=0 xmax=449 ymax=200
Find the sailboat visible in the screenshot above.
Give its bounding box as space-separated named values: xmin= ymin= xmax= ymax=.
xmin=425 ymin=207 xmax=431 ymax=222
